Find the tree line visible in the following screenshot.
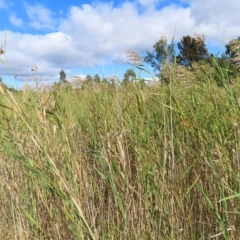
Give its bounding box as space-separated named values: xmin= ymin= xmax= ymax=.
xmin=144 ymin=34 xmax=240 ymax=84
xmin=56 ymin=34 xmax=240 ymax=89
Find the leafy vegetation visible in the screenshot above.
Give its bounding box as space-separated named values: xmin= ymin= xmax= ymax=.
xmin=142 ymin=34 xmax=240 ymax=85
xmin=176 ymin=34 xmax=209 ymax=67
xmin=144 ymin=35 xmax=175 ymax=77
xmin=0 ymin=34 xmax=240 ymax=239
xmin=122 ymin=68 xmax=136 ymax=85
xmin=60 ymin=69 xmax=67 ymax=82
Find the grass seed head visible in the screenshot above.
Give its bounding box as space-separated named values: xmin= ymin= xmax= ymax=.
xmin=124 ymin=50 xmax=143 ymax=66
xmin=0 ymin=48 xmax=5 ymax=55
xmin=228 ymin=38 xmax=240 ymax=69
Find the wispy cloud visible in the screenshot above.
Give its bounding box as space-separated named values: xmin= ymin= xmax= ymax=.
xmin=25 ymin=3 xmax=55 ymax=30
xmin=9 ymin=15 xmax=23 ymax=27
xmin=138 ymin=0 xmax=159 ymax=6
xmin=0 ymin=0 xmax=7 ymax=9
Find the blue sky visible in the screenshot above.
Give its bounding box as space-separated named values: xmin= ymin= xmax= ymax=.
xmin=0 ymin=0 xmax=240 ymax=88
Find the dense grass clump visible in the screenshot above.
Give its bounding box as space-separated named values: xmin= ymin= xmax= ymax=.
xmin=0 ymin=77 xmax=240 ymax=239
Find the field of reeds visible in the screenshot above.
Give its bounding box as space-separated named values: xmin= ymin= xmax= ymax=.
xmin=0 ymin=67 xmax=240 ymax=240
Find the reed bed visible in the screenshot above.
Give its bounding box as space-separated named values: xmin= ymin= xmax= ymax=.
xmin=0 ymin=75 xmax=240 ymax=239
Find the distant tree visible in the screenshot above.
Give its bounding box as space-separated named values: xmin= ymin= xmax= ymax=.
xmin=8 ymin=87 xmax=18 ymax=93
xmin=102 ymin=78 xmax=109 ymax=85
xmin=54 ymin=79 xmax=72 ymax=90
xmin=55 ymin=70 xmax=72 ymax=89
xmin=93 ymin=74 xmax=101 ymax=83
xmin=177 ymin=34 xmax=209 ymax=68
xmin=85 ymin=74 xmax=92 ymax=83
xmin=60 ymin=69 xmax=66 ymax=82
xmin=144 ymin=35 xmax=175 ymax=77
xmin=0 ymin=76 xmax=8 ymax=90
xmin=122 ymin=69 xmax=136 ymax=85
xmin=225 ymin=36 xmax=240 ymax=57
xmin=225 ymin=36 xmax=240 ymax=70
xmin=81 ymin=74 xmax=93 ymax=88
xmin=137 ymin=78 xmax=146 ymax=88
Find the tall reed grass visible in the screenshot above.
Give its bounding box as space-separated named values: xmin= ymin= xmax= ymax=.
xmin=0 ymin=46 xmax=240 ymax=239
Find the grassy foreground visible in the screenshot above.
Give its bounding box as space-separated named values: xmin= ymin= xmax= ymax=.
xmin=0 ymin=78 xmax=240 ymax=239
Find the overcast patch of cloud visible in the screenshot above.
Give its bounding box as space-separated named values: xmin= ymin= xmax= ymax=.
xmin=9 ymin=15 xmax=23 ymax=27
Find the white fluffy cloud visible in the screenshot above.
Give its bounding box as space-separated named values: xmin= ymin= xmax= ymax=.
xmin=0 ymin=31 xmax=79 ymax=75
xmin=181 ymin=0 xmax=240 ymax=44
xmin=0 ymin=0 xmax=240 ymax=82
xmin=58 ymin=3 xmax=193 ymax=64
xmin=186 ymin=0 xmax=240 ymax=24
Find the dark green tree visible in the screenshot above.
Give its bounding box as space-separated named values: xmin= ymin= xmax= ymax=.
xmin=177 ymin=34 xmax=209 ymax=68
xmin=82 ymin=74 xmax=93 ymax=88
xmin=225 ymin=37 xmax=240 ymax=57
xmin=102 ymin=78 xmax=109 ymax=85
xmin=58 ymin=69 xmax=72 ymax=89
xmin=225 ymin=36 xmax=240 ymax=70
xmin=93 ymin=74 xmax=101 ymax=83
xmin=85 ymin=74 xmax=92 ymax=83
xmin=144 ymin=35 xmax=175 ymax=76
xmin=60 ymin=69 xmax=66 ymax=82
xmin=122 ymin=69 xmax=136 ymax=85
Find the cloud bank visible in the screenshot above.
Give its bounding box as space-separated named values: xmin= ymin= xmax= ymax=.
xmin=0 ymin=0 xmax=239 ymax=80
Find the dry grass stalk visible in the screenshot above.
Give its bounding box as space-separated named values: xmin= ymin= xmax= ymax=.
xmin=31 ymin=64 xmax=38 ymax=72
xmin=209 ymin=225 xmax=236 ymax=238
xmin=191 ymin=61 xmax=215 ymax=79
xmin=1 ymin=31 xmax=240 ymax=239
xmin=161 ymin=63 xmax=195 ymax=86
xmin=106 ymin=75 xmax=120 ymax=85
xmin=194 ymin=33 xmax=206 ymax=45
xmin=1 ymin=84 xmax=240 ymax=239
xmin=159 ymin=34 xmax=167 ymax=44
xmin=0 ymin=48 xmax=5 ymax=55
